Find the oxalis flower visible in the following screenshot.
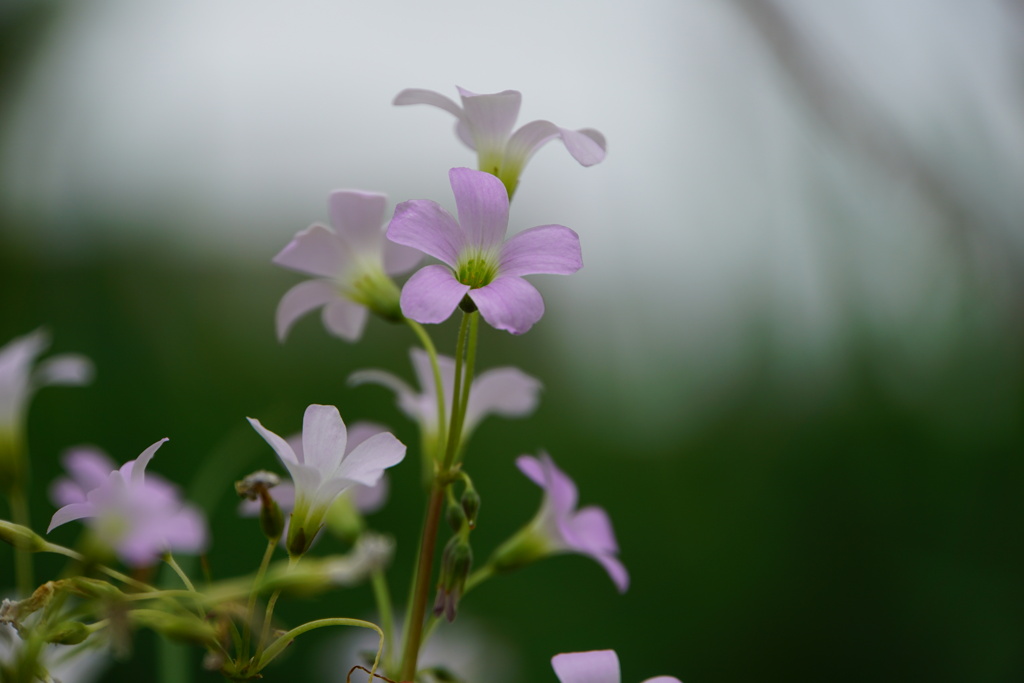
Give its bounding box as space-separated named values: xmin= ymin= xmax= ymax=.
xmin=387 ymin=167 xmax=582 ymax=334
xmin=490 ymin=452 xmax=628 ymax=593
xmin=552 ymin=650 xmax=681 ymax=683
xmin=349 ymin=347 xmax=541 ymax=452
xmin=47 ymin=439 xmax=208 ymax=567
xmin=247 ymin=404 xmax=406 ymax=557
xmin=394 ymin=86 xmax=606 ymax=197
xmin=273 ymin=190 xmax=422 ymax=342
xmin=0 ymin=329 xmax=93 ymax=490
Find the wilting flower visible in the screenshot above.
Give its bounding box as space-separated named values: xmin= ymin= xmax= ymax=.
xmin=387 ymin=167 xmax=582 ymax=334
xmin=239 ymin=422 xmax=394 ymax=542
xmin=551 ymin=650 xmax=681 ymax=683
xmin=47 ymin=439 xmax=208 ymax=567
xmin=247 ymin=405 xmax=406 ymax=556
xmin=394 ymin=86 xmax=606 ymax=197
xmin=273 ymin=190 xmax=422 ymax=342
xmin=490 ymin=452 xmax=628 ymax=593
xmin=0 ymin=329 xmax=93 ymax=489
xmin=349 ymin=347 xmax=541 ymax=451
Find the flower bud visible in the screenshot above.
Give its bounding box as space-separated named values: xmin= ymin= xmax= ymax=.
xmin=260 ymin=498 xmax=284 ymax=541
xmin=433 ymin=538 xmax=472 ymax=622
xmin=0 ymin=520 xmax=48 ymax=552
xmin=460 ymin=488 xmax=480 ymax=529
xmin=445 ymin=501 xmax=466 ymax=532
xmin=45 ymin=621 xmax=90 ymax=645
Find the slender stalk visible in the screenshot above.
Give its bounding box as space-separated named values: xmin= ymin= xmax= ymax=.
xmin=9 ymin=487 xmax=33 ymax=596
xmin=241 ymin=538 xmax=278 ymax=663
xmin=370 ymin=570 xmax=395 ymax=673
xmin=397 ymin=483 xmax=446 ymax=681
xmin=441 ymin=313 xmax=471 ymax=470
xmin=452 ymin=314 xmax=479 ymax=467
xmin=163 ymin=552 xmax=196 ymax=592
xmin=254 ymin=588 xmax=282 ymax=664
xmin=407 ymin=320 xmax=448 ymax=452
xmin=41 ymin=541 xmax=155 ymax=592
xmin=256 ymin=618 xmax=383 ymax=675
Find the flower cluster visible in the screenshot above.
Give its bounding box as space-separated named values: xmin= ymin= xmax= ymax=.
xmin=0 ymin=85 xmax=682 ymax=683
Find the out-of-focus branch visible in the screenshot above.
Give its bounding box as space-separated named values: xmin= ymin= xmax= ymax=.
xmin=730 ymin=0 xmax=1023 ymax=279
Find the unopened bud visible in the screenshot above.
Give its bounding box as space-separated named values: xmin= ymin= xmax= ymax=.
xmin=460 ymin=489 xmax=480 ymax=529
xmin=445 ymin=502 xmax=466 ymax=532
xmin=46 ymin=621 xmax=90 ymax=645
xmin=260 ymin=498 xmax=284 ymax=541
xmin=0 ymin=520 xmax=48 ymax=552
xmin=433 ymin=538 xmax=472 ymax=622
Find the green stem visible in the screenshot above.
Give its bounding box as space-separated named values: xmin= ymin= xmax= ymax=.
xmin=407 ymin=320 xmax=448 ymax=454
xmin=442 ymin=313 xmax=471 ymax=470
xmin=253 ymin=588 xmax=282 ymax=665
xmin=453 ymin=313 xmax=479 ymax=467
xmin=397 ymin=483 xmax=446 ymax=681
xmin=241 ymin=539 xmax=278 ymax=663
xmin=41 ymin=541 xmax=155 ymax=593
xmin=163 ymin=552 xmax=196 ymax=592
xmin=256 ymin=618 xmax=383 ymax=675
xmin=370 ymin=570 xmax=395 ymax=673
xmin=9 ymin=487 xmax=33 ymax=596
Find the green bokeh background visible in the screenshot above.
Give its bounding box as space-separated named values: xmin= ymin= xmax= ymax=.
xmin=2 ymin=2 xmax=1023 ymax=682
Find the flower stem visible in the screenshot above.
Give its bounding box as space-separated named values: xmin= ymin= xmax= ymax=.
xmin=241 ymin=538 xmax=278 ymax=664
xmin=398 ymin=482 xmax=446 ymax=681
xmin=256 ymin=617 xmax=383 ymax=675
xmin=370 ymin=569 xmax=395 ymax=673
xmin=407 ymin=319 xmax=448 ymax=455
xmin=9 ymin=487 xmax=33 ymax=596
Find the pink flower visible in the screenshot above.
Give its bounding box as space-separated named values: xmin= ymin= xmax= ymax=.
xmin=247 ymin=405 xmax=406 ymax=556
xmin=394 ymin=86 xmax=606 ymax=197
xmin=387 ymin=168 xmax=582 ymax=334
xmin=552 ymin=650 xmax=681 ymax=683
xmin=273 ymin=190 xmax=421 ymax=342
xmin=47 ymin=439 xmax=208 ymax=567
xmin=491 ymin=453 xmax=628 ymax=593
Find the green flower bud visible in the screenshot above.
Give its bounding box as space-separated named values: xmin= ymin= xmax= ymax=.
xmin=445 ymin=501 xmax=467 ymax=532
xmin=460 ymin=489 xmax=480 ymax=529
xmin=45 ymin=621 xmax=90 ymax=645
xmin=0 ymin=520 xmax=48 ymax=552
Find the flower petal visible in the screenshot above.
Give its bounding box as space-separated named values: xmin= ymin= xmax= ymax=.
xmin=33 ymin=354 xmax=94 ymax=389
xmin=506 ymin=120 xmax=607 ymax=169
xmin=328 ymin=190 xmax=388 ymax=253
xmin=50 ymin=447 xmax=115 ymax=506
xmin=449 ymin=167 xmax=509 ymax=251
xmin=276 ymin=279 xmax=336 ymax=342
xmin=641 ymin=678 xmax=683 ymax=683
xmin=388 ymin=200 xmax=464 ymax=267
xmin=457 ymin=87 xmax=521 ymax=158
xmin=301 ymin=404 xmax=348 ymax=475
xmin=131 ymin=438 xmax=169 ymax=487
xmin=410 ymin=347 xmax=455 ymax=416
xmin=400 ymin=265 xmax=470 ymax=325
xmin=273 ymin=224 xmax=348 ymax=278
xmin=518 ymin=453 xmax=579 ymax=517
xmin=248 ymin=416 xmax=299 ymax=467
xmin=348 ymin=369 xmax=420 ymax=420
xmin=393 ymin=88 xmax=466 ymax=120
xmin=322 ymin=297 xmax=369 ymax=342
xmin=337 ymin=432 xmax=406 ymax=487
xmin=562 ymin=506 xmax=629 ymax=593
xmin=499 ymin=225 xmax=582 ymax=277
xmin=467 ymin=276 xmax=544 ymax=335
xmin=382 ymin=240 xmax=423 ymax=276
xmin=47 ymin=502 xmax=95 ymax=532
xmin=551 ymin=650 xmax=621 ymax=683
xmin=463 ymin=367 xmax=542 ymax=435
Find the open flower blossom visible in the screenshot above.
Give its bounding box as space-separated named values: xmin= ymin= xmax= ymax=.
xmin=0 ymin=329 xmax=93 ymax=488
xmin=273 ymin=190 xmax=422 ymax=342
xmin=239 ymin=422 xmax=393 ymax=542
xmin=394 ymin=86 xmax=606 ymax=197
xmin=47 ymin=439 xmax=208 ymax=567
xmin=247 ymin=404 xmax=406 ymax=556
xmin=349 ymin=347 xmax=541 ymax=449
xmin=552 ymin=650 xmax=681 ymax=683
xmin=491 ymin=452 xmax=628 ymax=593
xmin=387 ymin=167 xmax=582 ymax=334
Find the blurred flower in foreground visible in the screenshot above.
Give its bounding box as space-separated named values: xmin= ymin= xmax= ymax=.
xmin=490 ymin=452 xmax=628 ymax=592
xmin=273 ymin=190 xmax=422 ymax=342
xmin=388 ymin=167 xmax=582 ymax=334
xmin=239 ymin=422 xmax=393 ymax=542
xmin=552 ymin=649 xmax=681 ymax=683
xmin=0 ymin=622 xmax=107 ymax=683
xmin=47 ymin=439 xmax=208 ymax=567
xmin=349 ymin=347 xmax=541 ymax=450
xmin=247 ymin=405 xmax=406 ymax=557
xmin=394 ymin=85 xmax=606 ymax=197
xmin=0 ymin=329 xmax=93 ymax=490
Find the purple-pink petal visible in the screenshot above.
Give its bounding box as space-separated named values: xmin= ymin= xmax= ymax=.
xmin=467 ymin=276 xmax=545 ymax=335
xmin=457 ymin=87 xmax=522 ymax=153
xmin=463 ymin=368 xmax=542 ymax=434
xmin=551 ymin=650 xmax=621 ymax=683
xmin=499 ymin=225 xmax=582 ymax=277
xmin=449 ymin=167 xmax=509 ymax=251
xmin=505 ymin=120 xmax=607 ymax=169
xmin=393 ymin=88 xmax=466 ymax=121
xmin=336 ymin=432 xmax=406 ymax=487
xmin=400 ymin=265 xmax=470 ymax=325
xmin=382 ymin=240 xmax=423 ymax=276
xmin=322 ymin=297 xmax=370 ymax=342
xmin=276 ymin=279 xmax=337 ymax=342
xmin=328 ymin=190 xmax=387 ymax=252
xmin=388 ymin=200 xmax=464 ymax=267
xmin=50 ymin=447 xmax=115 ymax=506
xmin=301 ymin=404 xmax=348 ymax=474
xmin=273 ymin=224 xmax=348 ymax=278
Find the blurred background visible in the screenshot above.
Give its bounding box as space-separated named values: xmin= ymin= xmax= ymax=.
xmin=2 ymin=0 xmax=1023 ymax=681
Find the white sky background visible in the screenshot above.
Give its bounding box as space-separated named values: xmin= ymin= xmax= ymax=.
xmin=2 ymin=0 xmax=1022 ymax=440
